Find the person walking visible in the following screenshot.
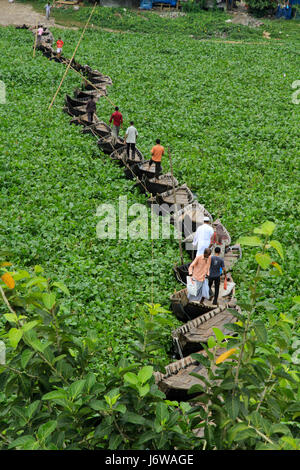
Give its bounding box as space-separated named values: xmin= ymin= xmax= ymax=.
xmin=86 ymin=95 xmax=96 ymax=123
xmin=208 ymin=246 xmax=227 ymax=305
xmin=56 ymin=37 xmax=64 ymax=58
xmin=124 ymin=121 xmax=138 ymax=160
xmin=193 ymin=216 xmax=215 ymax=257
xmin=109 ymin=106 xmax=123 ymax=140
xmin=187 ymin=248 xmax=211 ymax=303
xmin=149 ymin=139 xmax=164 ymax=179
xmin=45 ymin=3 xmax=52 ymax=21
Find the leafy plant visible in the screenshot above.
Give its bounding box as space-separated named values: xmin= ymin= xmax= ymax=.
xmin=186 ymin=222 xmax=300 ymax=450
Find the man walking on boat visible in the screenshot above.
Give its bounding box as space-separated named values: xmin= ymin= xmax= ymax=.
xmin=124 ymin=121 xmax=138 ymax=160
xmin=45 ymin=3 xmax=52 ymax=21
xmin=208 ymin=246 xmax=227 ymax=305
xmin=86 ymin=95 xmax=96 ymax=124
xmin=149 ymin=139 xmax=164 ymax=178
xmin=56 ymin=37 xmax=64 ymax=58
xmin=109 ymin=106 xmax=123 ymax=141
xmin=188 ymin=248 xmax=211 ymax=303
xmin=193 ymin=216 xmax=215 ymax=257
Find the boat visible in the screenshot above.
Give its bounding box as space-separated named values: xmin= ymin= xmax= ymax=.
xmin=84 ymin=82 xmax=108 ymax=93
xmin=172 ymin=304 xmax=238 ymax=357
xmin=82 ymin=121 xmax=112 ymax=138
xmin=38 ymin=44 xmax=54 ymax=58
xmin=70 ymin=113 xmax=99 ymax=126
xmin=154 ymin=348 xmax=226 ymax=401
xmin=63 ymin=104 xmax=88 ymax=117
xmin=170 ymin=276 xmax=236 ymax=323
xmin=147 ymin=184 xmax=194 ymax=210
xmin=97 ymin=135 xmax=125 ymax=154
xmin=170 ymin=201 xmax=213 ymax=238
xmin=74 ymin=88 xmax=106 ymax=100
xmin=88 ymin=76 xmax=112 ymax=86
xmin=83 ymin=66 xmax=113 ymax=84
xmin=65 ymin=94 xmax=90 ymax=108
xmin=142 ymin=173 xmax=179 ymax=196
xmin=130 ymin=160 xmax=159 ymax=180
xmin=110 ymin=145 xmax=144 ymax=167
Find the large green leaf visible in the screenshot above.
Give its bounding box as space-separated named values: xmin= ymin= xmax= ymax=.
xmin=37 ymin=420 xmax=57 ymax=441
xmin=137 ymin=366 xmax=153 ymax=384
xmin=255 ymin=252 xmax=272 ymax=269
xmin=8 ymin=328 xmax=23 ymax=348
xmin=69 ymin=379 xmax=86 ymax=400
xmin=156 ymin=402 xmax=169 ymax=423
xmin=42 ymin=292 xmax=56 ymax=310
xmin=237 ymin=236 xmax=262 ymax=247
xmin=269 ymin=240 xmax=284 ymax=260
xmin=225 ymin=393 xmax=240 ymax=420
xmin=253 ymin=221 xmax=276 ymax=236
xmin=253 ymin=320 xmax=268 ymax=343
xmin=124 ymin=372 xmax=139 ymax=385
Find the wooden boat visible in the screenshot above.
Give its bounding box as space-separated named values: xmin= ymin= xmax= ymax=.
xmin=170 ymin=202 xmax=213 ymax=238
xmin=74 ymin=88 xmax=106 ymax=100
xmin=110 ymin=145 xmax=144 ymax=167
xmin=130 ymin=160 xmax=159 ymax=180
xmin=63 ymin=104 xmax=87 ymax=117
xmin=84 ymin=67 xmax=113 ymax=85
xmin=172 ymin=304 xmax=238 ymax=357
xmin=88 ymin=76 xmax=112 ymax=86
xmin=38 ymin=44 xmax=54 ymax=58
xmin=65 ymin=94 xmax=90 ymax=108
xmin=82 ymin=121 xmax=112 ymax=138
xmin=97 ymin=135 xmax=125 ymax=154
xmin=147 ymin=184 xmax=194 ymax=209
xmin=223 ymin=244 xmax=242 ymax=272
xmin=70 ymin=113 xmax=98 ymax=126
xmin=154 ymin=348 xmax=226 ymax=401
xmin=84 ymin=83 xmax=108 ymax=93
xmin=170 ymin=276 xmax=236 ymax=322
xmin=142 ymin=173 xmax=179 ymax=196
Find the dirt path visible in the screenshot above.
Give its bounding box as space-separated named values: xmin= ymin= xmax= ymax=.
xmin=0 ymin=0 xmax=72 ymax=28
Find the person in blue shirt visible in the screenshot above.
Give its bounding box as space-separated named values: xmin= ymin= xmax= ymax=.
xmin=208 ymin=246 xmax=227 ymax=305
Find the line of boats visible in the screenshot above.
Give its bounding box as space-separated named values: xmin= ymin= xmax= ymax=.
xmin=30 ymin=25 xmax=242 ymax=401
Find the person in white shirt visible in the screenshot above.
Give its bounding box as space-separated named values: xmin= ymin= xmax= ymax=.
xmin=45 ymin=3 xmax=51 ymax=20
xmin=124 ymin=121 xmax=138 ymax=160
xmin=193 ymin=216 xmax=215 ymax=256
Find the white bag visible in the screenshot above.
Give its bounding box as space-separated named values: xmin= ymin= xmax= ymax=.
xmin=187 ymin=276 xmax=198 ymax=297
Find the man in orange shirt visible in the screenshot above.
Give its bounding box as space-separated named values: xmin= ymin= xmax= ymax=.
xmin=149 ymin=139 xmax=164 ymax=178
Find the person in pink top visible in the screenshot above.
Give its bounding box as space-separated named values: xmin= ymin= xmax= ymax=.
xmin=37 ymin=25 xmax=44 ymax=45
xmin=188 ymin=248 xmax=211 ymax=303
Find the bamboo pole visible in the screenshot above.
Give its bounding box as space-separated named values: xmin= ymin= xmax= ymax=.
xmin=168 ymin=147 xmax=184 ymax=265
xmin=33 ymin=22 xmax=38 ymax=58
xmin=48 ymin=2 xmax=97 ymax=110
